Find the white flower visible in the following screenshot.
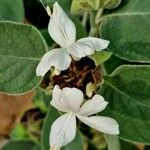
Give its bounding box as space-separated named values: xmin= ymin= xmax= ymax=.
xmin=36 ymin=2 xmax=110 ymax=77
xmin=49 ymin=85 xmax=119 ymax=150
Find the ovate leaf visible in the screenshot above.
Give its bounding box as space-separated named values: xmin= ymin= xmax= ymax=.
xmin=0 ymin=0 xmax=24 ymax=22
xmin=32 ymin=144 xmax=41 ymax=150
xmin=40 ymin=29 xmax=54 ymax=46
xmin=120 ymin=140 xmax=136 ymax=150
xmin=0 ymin=21 xmax=48 ymax=95
xmin=100 ymin=0 xmax=150 ymax=63
xmin=62 ymin=132 xmax=84 ymax=150
xmin=104 ymin=55 xmax=129 ymax=74
xmin=100 ymin=65 xmax=150 ymax=143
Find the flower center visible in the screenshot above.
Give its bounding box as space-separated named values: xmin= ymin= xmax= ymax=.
xmin=52 ymin=57 xmax=103 ymax=97
xmin=40 ymin=57 xmax=103 ymax=97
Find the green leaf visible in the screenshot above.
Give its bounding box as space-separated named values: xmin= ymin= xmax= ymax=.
xmin=100 ymin=0 xmax=150 ymax=63
xmin=42 ymin=106 xmax=84 ymax=150
xmin=2 ymin=140 xmax=37 ymax=150
xmin=71 ymin=0 xmax=99 ymax=14
xmin=0 ymin=0 xmax=24 ymax=22
xmin=104 ymin=54 xmax=129 ymax=74
xmin=40 ymin=29 xmax=54 ymax=46
xmin=42 ymin=106 xmax=59 ymax=150
xmin=0 ymin=21 xmax=48 ymax=95
xmin=32 ymin=144 xmax=41 ymax=150
xmin=100 ymin=65 xmax=150 ymax=143
xmin=62 ymin=132 xmax=84 ymax=150
xmin=89 ymin=51 xmax=112 ymax=65
xmin=120 ymin=140 xmax=136 ymax=150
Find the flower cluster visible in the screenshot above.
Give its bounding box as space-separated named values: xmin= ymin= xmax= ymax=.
xmin=36 ymin=2 xmax=119 ymax=150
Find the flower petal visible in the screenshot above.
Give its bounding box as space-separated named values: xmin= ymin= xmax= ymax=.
xmin=36 ymin=48 xmax=71 ymax=77
xmin=51 ymin=86 xmax=84 ymax=113
xmin=78 ymin=37 xmax=110 ymax=51
xmin=50 ymin=113 xmax=76 ymax=149
xmin=68 ymin=37 xmax=109 ymax=59
xmin=79 ymin=94 xmax=108 ymax=116
xmin=77 ymin=115 xmax=119 ymax=135
xmin=61 ymin=87 xmax=84 ymax=112
xmin=51 ymin=85 xmax=66 ymax=112
xmin=48 ymin=2 xmax=76 ymax=47
xmin=68 ymin=42 xmax=95 ymax=59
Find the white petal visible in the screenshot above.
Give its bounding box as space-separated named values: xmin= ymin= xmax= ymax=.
xmin=48 ymin=2 xmax=76 ymax=47
xmin=77 ymin=115 xmax=119 ymax=135
xmin=51 ymin=86 xmax=84 ymax=113
xmin=68 ymin=37 xmax=109 ymax=59
xmin=68 ymin=42 xmax=95 ymax=59
xmin=36 ymin=48 xmax=71 ymax=77
xmin=51 ymin=85 xmax=66 ymax=112
xmin=79 ymin=94 xmax=108 ymax=116
xmin=77 ymin=37 xmax=110 ymax=51
xmin=61 ymin=87 xmax=84 ymax=112
xmin=50 ymin=113 xmax=76 ymax=149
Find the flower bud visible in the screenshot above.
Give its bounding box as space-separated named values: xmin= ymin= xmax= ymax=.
xmin=100 ymin=0 xmax=121 ymax=9
xmin=21 ymin=108 xmax=45 ymax=142
xmin=71 ymin=0 xmax=100 ymax=14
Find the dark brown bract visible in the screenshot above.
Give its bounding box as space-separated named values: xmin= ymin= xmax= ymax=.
xmin=52 ymin=57 xmax=103 ymax=96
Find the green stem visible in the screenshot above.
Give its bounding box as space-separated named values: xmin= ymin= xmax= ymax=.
xmin=95 ymin=8 xmax=104 ymax=24
xmin=89 ymin=10 xmax=99 ymax=37
xmin=89 ymin=8 xmax=104 ymax=37
xmin=104 ymin=134 xmax=121 ymax=150
xmin=81 ymin=12 xmax=88 ymax=27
